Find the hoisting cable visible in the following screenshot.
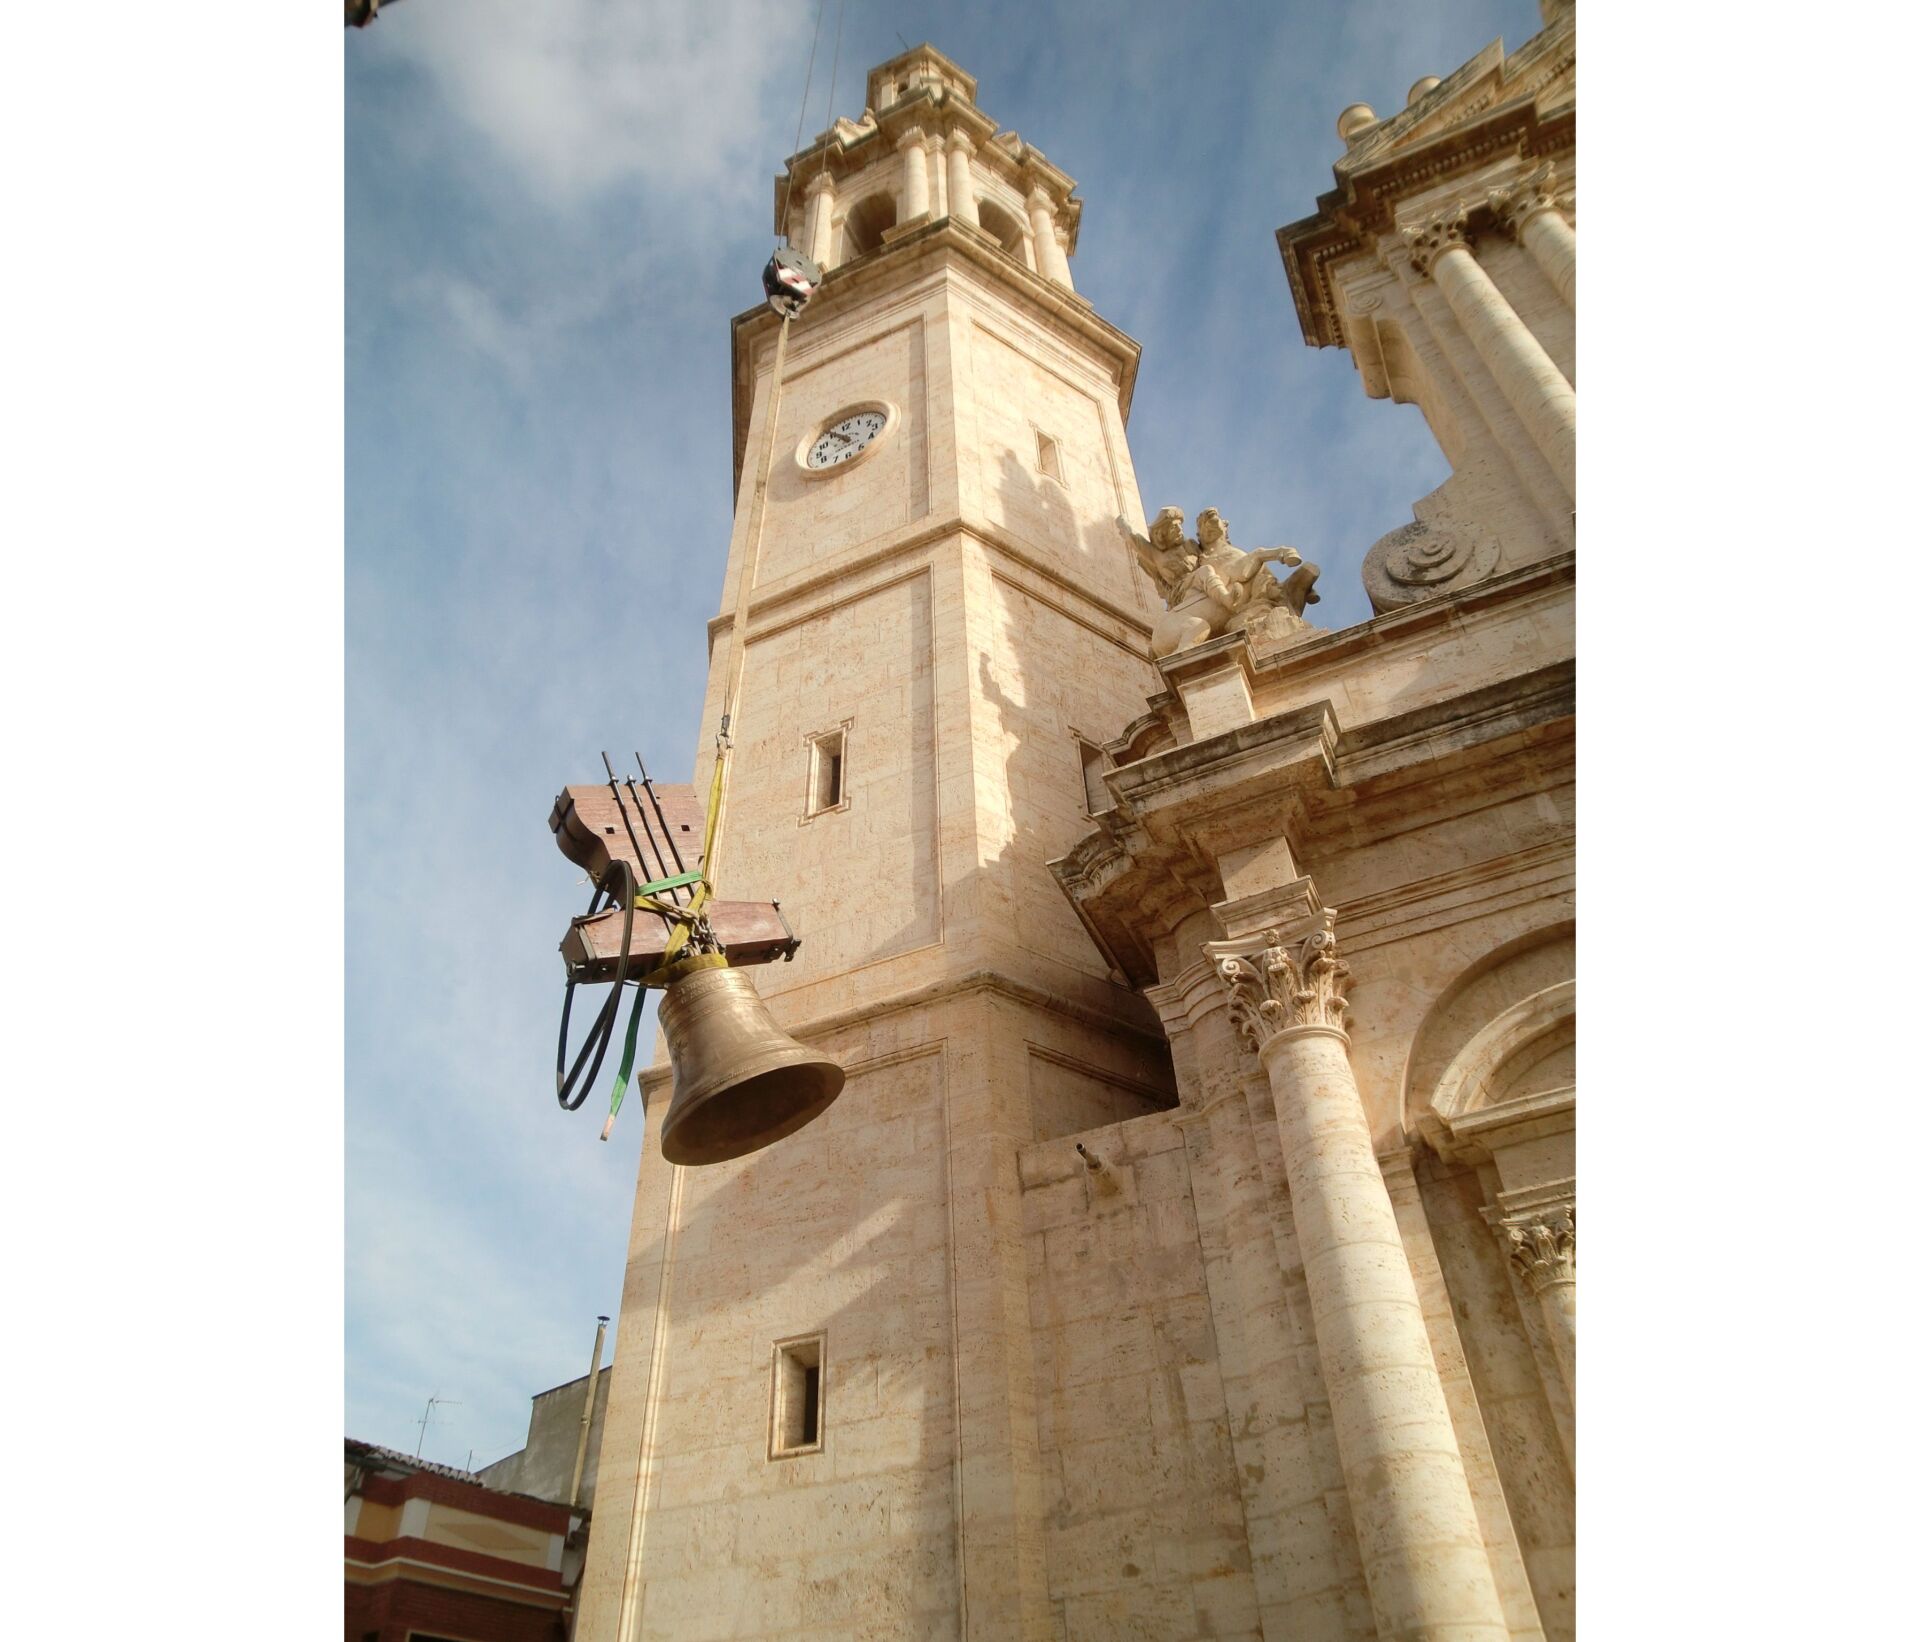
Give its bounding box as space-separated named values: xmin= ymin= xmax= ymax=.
xmin=789 ymin=0 xmax=830 ymax=191
xmin=824 ymin=0 xmax=846 ymax=143
xmin=569 ymin=247 xmax=819 ymax=1140
xmin=701 ymin=287 xmax=805 ymax=896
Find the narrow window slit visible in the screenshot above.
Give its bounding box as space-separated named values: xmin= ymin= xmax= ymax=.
xmin=1035 ymin=429 xmax=1064 ymax=484
xmin=771 ymin=1335 xmax=825 ymax=1458
xmin=807 ymin=727 xmax=849 ymax=817
xmin=801 ymin=1364 xmax=821 ymax=1446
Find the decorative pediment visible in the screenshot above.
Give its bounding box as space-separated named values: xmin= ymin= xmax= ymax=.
xmin=1336 ymin=15 xmax=1574 ymax=178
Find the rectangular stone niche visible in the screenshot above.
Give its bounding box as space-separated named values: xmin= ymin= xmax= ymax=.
xmin=769 ymin=1334 xmax=824 ymax=1459
xmin=805 ymin=725 xmax=848 ymax=818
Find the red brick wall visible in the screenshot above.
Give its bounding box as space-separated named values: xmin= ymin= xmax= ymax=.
xmin=345 ymin=1576 xmax=568 ymax=1642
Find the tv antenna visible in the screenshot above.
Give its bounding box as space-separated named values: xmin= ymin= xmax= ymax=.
xmin=414 ymin=1393 xmax=461 ymax=1457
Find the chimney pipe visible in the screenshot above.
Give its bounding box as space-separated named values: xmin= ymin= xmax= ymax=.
xmin=568 ymin=1316 xmax=610 ymax=1508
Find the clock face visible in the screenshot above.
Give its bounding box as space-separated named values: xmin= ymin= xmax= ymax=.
xmin=806 ymin=410 xmax=888 ymax=470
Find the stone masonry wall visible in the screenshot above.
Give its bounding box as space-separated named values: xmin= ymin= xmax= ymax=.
xmin=600 ymin=1042 xmax=960 ymax=1641
xmin=1020 ymin=1109 xmax=1265 ymax=1641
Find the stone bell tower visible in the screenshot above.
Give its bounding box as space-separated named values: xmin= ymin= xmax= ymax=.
xmin=574 ymin=45 xmax=1178 ymax=1641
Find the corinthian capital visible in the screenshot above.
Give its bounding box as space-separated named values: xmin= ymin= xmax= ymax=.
xmin=1214 ymin=911 xmax=1353 ymax=1050
xmin=1489 ymin=161 xmax=1561 ymax=233
xmin=1401 ymin=204 xmax=1472 ymax=277
xmin=1502 ymin=1205 xmax=1575 ymax=1291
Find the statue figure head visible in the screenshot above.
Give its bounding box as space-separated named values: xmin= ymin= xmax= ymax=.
xmin=1196 ymin=508 xmax=1228 ymax=547
xmin=1149 ymin=506 xmax=1186 ymax=550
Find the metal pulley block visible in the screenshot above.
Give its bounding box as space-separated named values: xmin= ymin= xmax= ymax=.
xmin=762 ymin=247 xmax=823 ymax=318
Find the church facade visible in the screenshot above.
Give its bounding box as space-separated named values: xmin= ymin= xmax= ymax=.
xmin=577 ymin=9 xmax=1574 ymax=1640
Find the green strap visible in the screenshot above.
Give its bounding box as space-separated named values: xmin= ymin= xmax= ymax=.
xmin=636 ymin=868 xmax=705 ymax=899
xmin=606 ymin=986 xmax=648 ymax=1126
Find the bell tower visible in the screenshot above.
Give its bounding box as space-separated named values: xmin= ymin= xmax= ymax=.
xmin=576 ymin=46 xmax=1173 ymax=1640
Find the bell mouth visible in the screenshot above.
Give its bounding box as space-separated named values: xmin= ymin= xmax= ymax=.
xmin=660 ymin=1059 xmax=844 ymax=1166
xmin=656 ymin=966 xmax=847 ymax=1166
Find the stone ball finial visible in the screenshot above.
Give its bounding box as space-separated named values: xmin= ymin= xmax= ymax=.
xmin=1406 ymin=76 xmax=1441 ymax=106
xmin=1337 ymin=104 xmax=1378 ymax=146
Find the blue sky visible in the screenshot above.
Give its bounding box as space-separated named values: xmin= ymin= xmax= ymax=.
xmin=345 ymin=0 xmax=1547 ymax=1471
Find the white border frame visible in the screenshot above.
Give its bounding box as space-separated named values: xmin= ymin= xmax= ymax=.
xmin=794 ymin=399 xmax=901 ymax=480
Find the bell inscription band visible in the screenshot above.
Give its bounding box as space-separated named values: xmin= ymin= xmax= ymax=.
xmin=657 ymin=966 xmax=845 ymax=1165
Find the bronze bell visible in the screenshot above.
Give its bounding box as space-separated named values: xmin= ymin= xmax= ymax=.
xmin=657 ymin=966 xmax=844 ymax=1165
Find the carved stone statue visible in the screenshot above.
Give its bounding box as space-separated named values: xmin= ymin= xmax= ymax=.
xmin=1122 ymin=506 xmax=1321 ymax=659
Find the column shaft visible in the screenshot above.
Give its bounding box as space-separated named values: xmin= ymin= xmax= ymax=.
xmin=1502 ymin=1206 xmax=1576 ymax=1415
xmin=928 ymin=133 xmax=948 ymax=219
xmin=1026 ymin=191 xmax=1069 ymax=285
xmin=1402 ymin=274 xmax=1573 ymax=534
xmin=1517 ymin=210 xmax=1575 ymax=310
xmin=805 ymin=177 xmax=836 ymax=270
xmin=1534 ymin=1278 xmax=1575 ymax=1407
xmin=899 ymin=132 xmax=930 ymax=220
xmin=1261 ymin=1025 xmax=1510 ymax=1641
xmin=947 ymin=136 xmax=979 ymax=225
xmin=1430 ymin=245 xmax=1575 ymax=498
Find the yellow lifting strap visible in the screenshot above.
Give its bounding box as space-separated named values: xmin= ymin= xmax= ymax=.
xmin=637 ymin=736 xmax=734 ymax=987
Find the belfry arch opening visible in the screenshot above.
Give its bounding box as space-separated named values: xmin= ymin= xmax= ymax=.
xmin=841 ymin=192 xmax=898 ymax=261
xmin=976 ymin=197 xmax=1027 ymax=263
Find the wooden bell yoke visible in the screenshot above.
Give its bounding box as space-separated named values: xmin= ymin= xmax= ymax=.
xmin=548 ymin=782 xmax=799 ymax=982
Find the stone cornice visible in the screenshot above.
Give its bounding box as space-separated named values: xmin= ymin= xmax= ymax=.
xmin=1109 ymin=698 xmax=1339 ymax=817
xmin=1278 ymin=96 xmax=1573 ymax=349
xmin=731 ymin=217 xmax=1131 ymax=489
xmin=704 ymin=515 xmax=1153 ymax=658
xmin=1047 ymin=606 xmax=1573 ymax=991
xmin=1238 ymin=550 xmax=1572 ymax=686
xmin=1141 ymin=952 xmax=1232 ymax=1039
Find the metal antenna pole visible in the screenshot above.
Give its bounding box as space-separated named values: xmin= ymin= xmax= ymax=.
xmin=414 ymin=1394 xmax=461 ymax=1457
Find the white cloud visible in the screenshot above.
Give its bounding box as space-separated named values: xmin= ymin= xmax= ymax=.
xmin=384 ymin=0 xmax=811 ymax=204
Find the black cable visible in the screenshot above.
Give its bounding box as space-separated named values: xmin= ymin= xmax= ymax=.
xmin=555 ymin=859 xmax=637 ymax=1112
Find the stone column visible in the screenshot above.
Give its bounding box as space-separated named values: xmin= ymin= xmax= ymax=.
xmin=803 ymin=171 xmax=836 ymax=270
xmin=1501 ymin=1203 xmax=1575 ymax=1407
xmin=927 ymin=131 xmax=948 ymax=219
xmin=1212 ymin=914 xmax=1509 ymax=1642
xmin=947 ymin=130 xmax=979 ymax=226
xmin=1026 ymin=186 xmax=1070 ymax=285
xmin=898 ymin=126 xmax=930 ymax=220
xmin=1490 ymin=162 xmax=1575 ymax=311
xmin=1404 ymin=205 xmax=1575 ymax=499
xmin=1051 ymin=226 xmax=1075 ymax=291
